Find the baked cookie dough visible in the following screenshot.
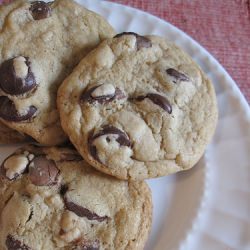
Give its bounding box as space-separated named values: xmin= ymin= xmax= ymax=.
xmin=58 ymin=32 xmax=218 ymax=180
xmin=0 ymin=145 xmax=152 ymax=250
xmin=0 ymin=122 xmax=30 ymax=144
xmin=0 ymin=0 xmax=115 ymax=145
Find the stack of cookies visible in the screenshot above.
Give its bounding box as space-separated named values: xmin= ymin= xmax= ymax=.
xmin=0 ymin=1 xmax=218 ymax=249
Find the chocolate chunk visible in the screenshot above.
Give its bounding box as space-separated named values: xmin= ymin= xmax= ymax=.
xmin=88 ymin=126 xmax=132 ymax=162
xmin=135 ymin=35 xmax=152 ymax=50
xmin=81 ymin=84 xmax=124 ymax=104
xmin=93 ymin=126 xmax=131 ymax=147
xmin=64 ymin=198 xmax=108 ymax=222
xmin=0 ymin=96 xmax=37 ymax=122
xmin=29 ymin=1 xmax=52 ymax=20
xmin=6 ymin=235 xmax=30 ymax=250
xmin=166 ymin=68 xmax=189 ymax=82
xmin=0 ymin=57 xmax=36 ymax=95
xmin=114 ymin=32 xmax=152 ymax=50
xmin=73 ymin=240 xmax=100 ymax=250
xmin=135 ymin=93 xmax=172 ymax=114
xmin=28 ymin=156 xmax=59 ymax=186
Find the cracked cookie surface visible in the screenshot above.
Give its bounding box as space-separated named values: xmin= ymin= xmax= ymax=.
xmin=0 ymin=145 xmax=152 ymax=250
xmin=58 ymin=33 xmax=218 ymax=180
xmin=0 ymin=0 xmax=115 ymax=145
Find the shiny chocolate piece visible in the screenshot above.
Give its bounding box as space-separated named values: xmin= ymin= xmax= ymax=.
xmin=6 ymin=235 xmax=30 ymax=250
xmin=0 ymin=96 xmax=37 ymax=122
xmin=0 ymin=57 xmax=36 ymax=95
xmin=136 ymin=93 xmax=172 ymax=114
xmin=81 ymin=85 xmax=124 ymax=104
xmin=114 ymin=32 xmax=152 ymax=50
xmin=29 ymin=1 xmax=52 ymax=20
xmin=64 ymin=198 xmax=109 ymax=222
xmin=88 ymin=126 xmax=132 ymax=162
xmin=166 ymin=68 xmax=189 ymax=82
xmin=28 ymin=156 xmax=59 ymax=186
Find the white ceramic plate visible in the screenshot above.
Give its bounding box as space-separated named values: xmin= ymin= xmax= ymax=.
xmin=1 ymin=1 xmax=250 ymax=249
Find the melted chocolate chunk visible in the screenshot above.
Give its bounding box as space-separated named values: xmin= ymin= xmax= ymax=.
xmin=135 ymin=35 xmax=152 ymax=50
xmin=28 ymin=156 xmax=59 ymax=186
xmin=0 ymin=96 xmax=37 ymax=122
xmin=81 ymin=85 xmax=124 ymax=104
xmin=64 ymin=198 xmax=108 ymax=222
xmin=93 ymin=126 xmax=131 ymax=147
xmin=6 ymin=235 xmax=30 ymax=250
xmin=29 ymin=1 xmax=52 ymax=20
xmin=166 ymin=68 xmax=189 ymax=82
xmin=88 ymin=126 xmax=132 ymax=162
xmin=0 ymin=57 xmax=36 ymax=95
xmin=135 ymin=93 xmax=172 ymax=114
xmin=114 ymin=32 xmax=152 ymax=50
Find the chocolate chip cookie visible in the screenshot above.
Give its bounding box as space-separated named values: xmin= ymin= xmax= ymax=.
xmin=58 ymin=32 xmax=218 ymax=180
xmin=0 ymin=0 xmax=115 ymax=145
xmin=0 ymin=122 xmax=29 ymax=144
xmin=0 ymin=145 xmax=152 ymax=250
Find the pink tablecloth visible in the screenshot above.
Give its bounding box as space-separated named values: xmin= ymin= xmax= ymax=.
xmin=109 ymin=0 xmax=250 ymax=104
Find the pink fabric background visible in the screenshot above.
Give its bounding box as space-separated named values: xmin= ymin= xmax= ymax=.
xmin=109 ymin=0 xmax=250 ymax=104
xmin=1 ymin=0 xmax=249 ymax=103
